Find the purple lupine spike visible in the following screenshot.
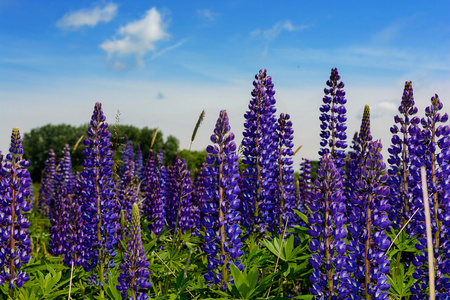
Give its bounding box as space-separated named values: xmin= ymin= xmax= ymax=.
xmin=203 ymin=110 xmax=244 ymax=287
xmin=117 ymin=137 xmax=138 ymax=221
xmin=241 ymin=69 xmax=279 ymax=233
xmin=298 ymin=158 xmax=312 ymax=212
xmin=117 ymin=203 xmax=151 ymax=300
xmin=64 ymin=171 xmax=86 ymax=267
xmin=387 ymin=81 xmax=420 ymax=228
xmin=135 ymin=144 xmax=143 ymax=182
xmin=117 ymin=203 xmax=151 ymax=299
xmin=275 ymin=113 xmax=296 ymax=230
xmin=319 ymin=68 xmax=347 ymax=171
xmin=0 ymin=128 xmax=32 ymax=295
xmin=49 ymin=145 xmax=77 ymax=262
xmin=120 ymin=135 xmax=134 ymax=177
xmin=347 ymin=140 xmax=391 ymax=298
xmin=165 ymin=154 xmax=193 ymax=235
xmin=308 ymin=153 xmax=349 ymax=298
xmin=38 ymin=149 xmax=56 ymax=217
xmin=192 ymin=163 xmax=208 ymax=237
xmin=141 ymin=150 xmax=165 ymax=236
xmin=408 ymin=94 xmax=450 ymax=298
xmin=79 ymin=103 xmax=120 ymax=294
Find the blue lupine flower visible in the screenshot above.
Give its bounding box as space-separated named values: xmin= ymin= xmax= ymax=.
xmin=49 ymin=145 xmax=76 ymax=258
xmin=241 ymin=69 xmax=279 ymax=233
xmin=203 ymin=110 xmax=244 ymax=287
xmin=141 ymin=150 xmax=165 ymax=236
xmin=387 ymin=81 xmax=420 ymax=228
xmin=298 ymin=158 xmax=312 ymax=212
xmin=408 ymin=94 xmax=450 ymax=298
xmin=275 ymin=113 xmax=296 ymax=230
xmin=79 ymin=103 xmax=120 ymax=291
xmin=165 ymin=154 xmax=193 ymax=235
xmin=308 ymin=153 xmax=349 ymax=297
xmin=117 ymin=203 xmax=151 ymax=299
xmin=135 ymin=144 xmax=144 ymax=182
xmin=38 ymin=149 xmax=56 ymax=217
xmin=0 ymin=128 xmax=32 ymax=294
xmin=319 ymin=68 xmax=347 ymax=171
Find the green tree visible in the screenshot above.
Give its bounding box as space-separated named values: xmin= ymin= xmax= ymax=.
xmin=177 ymin=149 xmax=207 ymax=173
xmin=22 ymin=123 xmax=180 ymax=182
xmin=22 ymin=124 xmax=88 ymax=181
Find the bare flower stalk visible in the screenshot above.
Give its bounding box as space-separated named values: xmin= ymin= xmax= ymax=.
xmin=150 ymin=127 xmax=160 ymax=148
xmin=420 ymin=166 xmax=435 ymax=299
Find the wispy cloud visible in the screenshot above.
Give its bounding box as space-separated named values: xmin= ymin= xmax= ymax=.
xmin=250 ymin=20 xmax=309 ymax=55
xmin=56 ymin=2 xmax=118 ymax=30
xmin=251 ymin=20 xmax=309 ymax=42
xmin=196 ymin=9 xmax=216 ymax=22
xmin=100 ymin=7 xmax=170 ymax=69
xmin=151 ymin=39 xmax=187 ymax=59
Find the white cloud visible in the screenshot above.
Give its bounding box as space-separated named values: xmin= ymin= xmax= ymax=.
xmin=370 ymin=101 xmax=398 ymax=118
xmin=57 ymin=2 xmax=118 ymax=30
xmin=100 ymin=7 xmax=169 ymax=68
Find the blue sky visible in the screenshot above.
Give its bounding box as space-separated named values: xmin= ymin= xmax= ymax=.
xmin=1 ymin=1 xmax=449 ymax=165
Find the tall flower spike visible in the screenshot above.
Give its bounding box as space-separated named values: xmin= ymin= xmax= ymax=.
xmin=135 ymin=144 xmax=143 ymax=182
xmin=79 ymin=103 xmax=120 ymax=296
xmin=298 ymin=158 xmax=313 ymax=212
xmin=275 ymin=113 xmax=296 ymax=230
xmin=38 ymin=149 xmax=56 ymax=217
xmin=203 ymin=110 xmax=244 ymax=287
xmin=141 ymin=150 xmax=165 ymax=236
xmin=165 ymin=154 xmax=193 ymax=235
xmin=387 ymin=81 xmax=420 ymax=228
xmin=348 ymin=140 xmax=391 ymax=298
xmin=308 ymin=153 xmax=349 ymax=298
xmin=0 ymin=128 xmax=32 ymax=296
xmin=319 ymin=68 xmax=348 ymax=171
xmin=240 ymin=69 xmax=279 ymax=233
xmin=117 ymin=203 xmax=151 ymax=299
xmin=408 ymin=94 xmax=450 ymax=298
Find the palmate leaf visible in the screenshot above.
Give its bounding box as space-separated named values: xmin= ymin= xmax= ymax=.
xmin=262 ymin=234 xmax=304 ymax=263
xmin=386 ymin=263 xmax=415 ymax=298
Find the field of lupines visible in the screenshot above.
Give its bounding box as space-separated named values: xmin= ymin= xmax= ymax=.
xmin=0 ymin=68 xmax=449 ymax=300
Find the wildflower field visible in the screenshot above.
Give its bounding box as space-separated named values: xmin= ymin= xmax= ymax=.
xmin=1 ymin=68 xmax=449 ymax=299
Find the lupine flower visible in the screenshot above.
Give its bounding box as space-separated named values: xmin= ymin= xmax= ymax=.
xmin=0 ymin=128 xmax=32 ymax=294
xmin=117 ymin=203 xmax=151 ymax=299
xmin=203 ymin=110 xmax=244 ymax=287
xmin=135 ymin=144 xmax=143 ymax=182
xmin=38 ymin=149 xmax=56 ymax=217
xmin=387 ymin=81 xmax=420 ymax=227
xmin=298 ymin=158 xmax=313 ymax=212
xmin=117 ymin=137 xmax=138 ymax=220
xmin=79 ymin=103 xmax=120 ymax=292
xmin=408 ymin=94 xmax=450 ymax=298
xmin=165 ymin=154 xmax=193 ymax=235
xmin=308 ymin=153 xmax=349 ymax=298
xmin=61 ymin=147 xmax=85 ymax=267
xmin=348 ymin=140 xmax=391 ymax=299
xmin=194 ymin=163 xmax=209 ymax=226
xmin=275 ymin=113 xmax=296 ymax=230
xmin=241 ymin=69 xmax=279 ymax=233
xmin=318 ymin=68 xmax=347 ymax=171
xmin=191 ymin=164 xmax=208 ymax=237
xmin=141 ymin=150 xmax=165 ymax=236
xmin=49 ymin=145 xmax=75 ymax=257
